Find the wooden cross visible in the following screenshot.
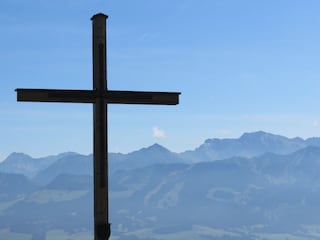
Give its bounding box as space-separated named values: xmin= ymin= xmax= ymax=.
xmin=16 ymin=13 xmax=180 ymax=240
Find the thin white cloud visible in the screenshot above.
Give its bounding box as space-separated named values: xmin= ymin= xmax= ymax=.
xmin=313 ymin=120 xmax=319 ymax=127
xmin=152 ymin=127 xmax=166 ymax=138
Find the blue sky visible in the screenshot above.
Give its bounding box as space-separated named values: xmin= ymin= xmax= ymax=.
xmin=2 ymin=0 xmax=320 ymax=160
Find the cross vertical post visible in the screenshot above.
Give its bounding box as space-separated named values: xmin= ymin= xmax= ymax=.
xmin=92 ymin=14 xmax=110 ymax=240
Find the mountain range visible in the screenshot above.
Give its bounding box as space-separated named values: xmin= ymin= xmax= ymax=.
xmin=3 ymin=131 xmax=320 ymax=179
xmin=1 ymin=131 xmax=320 ymax=239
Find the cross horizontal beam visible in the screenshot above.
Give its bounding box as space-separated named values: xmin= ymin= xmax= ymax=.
xmin=16 ymin=89 xmax=94 ymax=103
xmin=16 ymin=89 xmax=180 ymax=105
xmin=107 ymin=90 xmax=180 ymax=105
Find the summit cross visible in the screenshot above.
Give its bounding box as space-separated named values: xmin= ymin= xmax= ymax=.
xmin=16 ymin=13 xmax=180 ymax=240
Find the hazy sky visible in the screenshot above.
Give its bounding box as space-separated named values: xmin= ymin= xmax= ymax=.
xmin=2 ymin=0 xmax=320 ymax=160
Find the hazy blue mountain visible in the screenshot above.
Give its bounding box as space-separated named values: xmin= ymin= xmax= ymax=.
xmin=31 ymin=144 xmax=182 ymax=185
xmin=108 ymin=146 xmax=320 ymax=238
xmin=46 ymin=174 xmax=93 ymax=190
xmin=253 ymin=146 xmax=320 ymax=186
xmin=109 ymin=143 xmax=183 ymax=172
xmin=3 ymin=131 xmax=319 ymax=183
xmin=3 ymin=145 xmax=320 ymax=239
xmin=181 ymin=131 xmax=320 ymax=162
xmin=0 ymin=152 xmax=78 ymax=178
xmin=1 ymin=189 xmax=93 ymax=238
xmin=0 ymin=144 xmax=182 ymax=186
xmin=0 ymin=172 xmax=36 ymax=201
xmin=3 ymin=132 xmax=320 ymax=239
xmin=33 ymin=153 xmax=92 ymax=185
xmin=0 ymin=173 xmax=93 ymax=238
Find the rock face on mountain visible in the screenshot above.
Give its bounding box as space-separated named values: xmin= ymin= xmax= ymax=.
xmin=1 ymin=131 xmax=320 ymax=239
xmin=181 ymin=131 xmax=320 ymax=162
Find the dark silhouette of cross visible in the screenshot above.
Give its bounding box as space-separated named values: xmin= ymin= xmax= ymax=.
xmin=16 ymin=13 xmax=180 ymax=240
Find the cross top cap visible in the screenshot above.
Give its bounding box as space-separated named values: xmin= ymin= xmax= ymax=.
xmin=91 ymin=13 xmax=108 ymax=20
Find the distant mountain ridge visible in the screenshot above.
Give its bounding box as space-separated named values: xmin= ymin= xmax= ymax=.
xmin=0 ymin=152 xmax=79 ymax=178
xmin=1 ymin=131 xmax=320 ymax=239
xmin=109 ymin=143 xmax=184 ymax=171
xmin=2 ymin=131 xmax=320 ymax=180
xmin=181 ymin=131 xmax=320 ymax=162
xmin=33 ymin=153 xmax=93 ymax=185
